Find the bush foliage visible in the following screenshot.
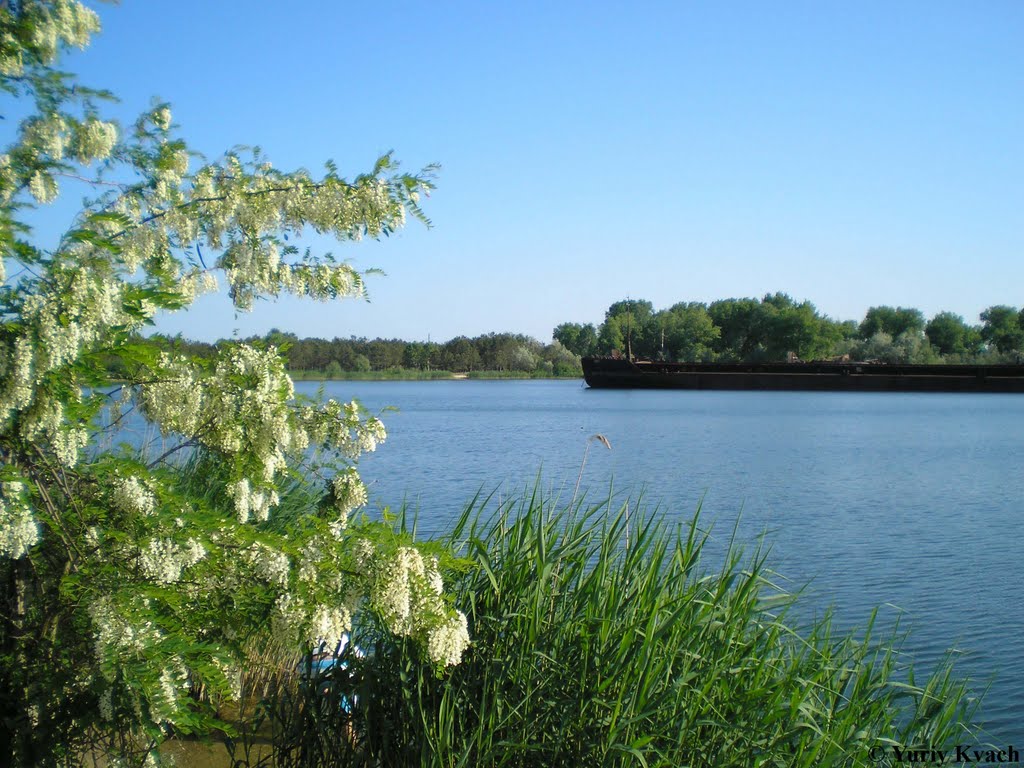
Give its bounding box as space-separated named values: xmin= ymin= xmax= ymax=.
xmin=0 ymin=3 xmax=466 ymax=765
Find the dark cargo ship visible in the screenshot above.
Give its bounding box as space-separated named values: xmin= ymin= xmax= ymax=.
xmin=581 ymin=357 xmax=1024 ymax=393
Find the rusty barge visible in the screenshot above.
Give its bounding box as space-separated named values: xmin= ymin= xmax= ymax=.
xmin=581 ymin=357 xmax=1024 ymax=393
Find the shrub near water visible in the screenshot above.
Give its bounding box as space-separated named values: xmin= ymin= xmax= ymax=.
xmin=0 ymin=3 xmax=468 ymax=764
xmin=359 ymin=493 xmax=974 ymax=768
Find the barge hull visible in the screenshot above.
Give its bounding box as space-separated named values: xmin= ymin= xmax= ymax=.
xmin=581 ymin=358 xmax=1024 ymax=393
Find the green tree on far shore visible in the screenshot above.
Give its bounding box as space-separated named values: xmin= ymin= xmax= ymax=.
xmin=926 ymin=312 xmax=982 ymax=357
xmin=859 ymin=306 xmax=926 ymax=340
xmin=552 ymin=322 xmax=597 ymax=358
xmin=657 ymin=302 xmax=718 ymax=361
xmin=980 ymin=305 xmax=1023 ymax=355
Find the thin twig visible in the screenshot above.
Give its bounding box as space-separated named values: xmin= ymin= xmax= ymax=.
xmin=146 ymin=437 xmax=198 ymax=469
xmin=54 ymin=172 xmax=125 ymax=188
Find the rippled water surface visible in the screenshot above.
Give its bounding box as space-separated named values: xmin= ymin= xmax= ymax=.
xmin=301 ymin=379 xmax=1024 ymax=745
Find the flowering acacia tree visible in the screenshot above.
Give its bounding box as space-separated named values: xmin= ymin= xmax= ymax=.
xmin=0 ymin=2 xmax=469 ymax=765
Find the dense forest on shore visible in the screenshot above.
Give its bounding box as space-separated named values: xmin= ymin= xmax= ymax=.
xmin=139 ymin=329 xmax=585 ymax=377
xmin=135 ymin=295 xmax=1024 ymax=380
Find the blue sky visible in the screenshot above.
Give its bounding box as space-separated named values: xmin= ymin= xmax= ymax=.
xmin=63 ymin=1 xmax=1024 ymax=342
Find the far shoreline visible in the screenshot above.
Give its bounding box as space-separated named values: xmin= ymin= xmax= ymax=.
xmin=287 ymin=369 xmax=581 ymax=382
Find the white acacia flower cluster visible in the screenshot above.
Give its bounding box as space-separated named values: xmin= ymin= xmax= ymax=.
xmin=18 ymin=386 xmax=88 ymax=466
xmin=89 ymin=596 xmax=164 ymax=667
xmin=151 ymin=658 xmax=189 ymax=726
xmin=308 ymin=604 xmax=353 ymax=652
xmin=296 ymin=398 xmax=387 ymax=459
xmin=0 ymin=0 xmax=100 ymax=75
xmin=98 ymin=689 xmax=113 ymax=721
xmin=371 ymin=546 xmax=436 ymax=635
xmin=176 ymin=269 xmax=220 ymax=304
xmin=138 ymin=537 xmax=205 ymax=584
xmin=245 ymin=542 xmax=290 ymax=587
xmin=152 ymin=107 xmax=172 ymax=132
xmin=139 ymin=345 xmax=297 ymax=518
xmin=8 ymin=109 xmax=117 ymax=207
xmin=23 ymin=114 xmax=117 ymax=165
xmin=26 ymin=270 xmax=127 ymax=372
xmin=77 ymin=118 xmax=119 ymax=161
xmin=187 ymin=157 xmax=408 ymax=250
xmin=158 ymin=343 xmax=297 ymax=464
xmin=427 ymin=611 xmax=471 ymax=668
xmin=1 ymin=269 xmax=143 ymax=466
xmin=332 ymin=467 xmax=368 ymax=526
xmin=211 ymin=657 xmax=243 ymax=702
xmin=102 ymin=140 xmax=418 ymax=312
xmin=271 ymin=584 xmax=360 ymax=654
xmin=370 ymin=546 xmax=470 ymax=667
xmin=298 ymin=534 xmax=329 ymax=585
xmin=220 ymin=241 xmax=366 ymax=311
xmin=207 ymin=659 xmax=241 ymax=708
xmin=140 ymin=346 xmax=388 ymax=525
xmin=28 ymin=169 xmax=58 ymax=203
xmin=0 ymin=481 xmax=40 ymax=558
xmin=226 ymin=478 xmax=279 ymax=524
xmin=0 ymin=338 xmax=32 ymax=421
xmin=111 ymin=475 xmax=156 ymax=517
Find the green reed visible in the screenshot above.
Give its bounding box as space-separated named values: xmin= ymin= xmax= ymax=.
xmin=356 ymin=492 xmax=977 ymax=768
xmin=160 ymin=453 xmax=977 ymax=767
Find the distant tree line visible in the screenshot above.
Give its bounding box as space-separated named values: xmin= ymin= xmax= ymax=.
xmin=554 ymin=295 xmax=1024 ymax=364
xmin=114 ymin=297 xmax=1024 ymax=381
xmin=135 ymin=330 xmax=583 ymax=376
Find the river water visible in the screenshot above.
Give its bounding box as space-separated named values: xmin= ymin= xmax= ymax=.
xmin=299 ymin=378 xmax=1024 ymax=747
